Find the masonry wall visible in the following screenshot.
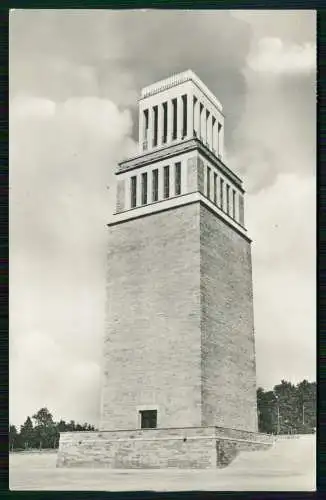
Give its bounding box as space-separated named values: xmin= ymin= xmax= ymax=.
xmin=200 ymin=204 xmax=258 ymax=432
xmin=57 ymin=428 xmax=271 ymax=469
xmin=100 ymin=204 xmax=202 ymax=430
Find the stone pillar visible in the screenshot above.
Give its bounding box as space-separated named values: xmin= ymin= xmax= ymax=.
xmin=199 ymin=103 xmax=203 ymax=141
xmin=193 ymin=98 xmax=199 ymax=138
xmin=147 ymin=107 xmax=153 ymax=151
xmin=212 ymin=117 xmax=216 ymax=154
xmin=187 ymin=92 xmax=193 ymax=140
xmin=167 ymin=100 xmax=173 ymax=144
xmin=136 ymin=173 xmax=142 ymax=207
xmin=157 ymin=102 xmax=163 ymax=148
xmin=217 ymin=122 xmax=223 ymax=159
xmin=158 ymin=166 xmax=164 ymax=200
xmin=206 ymin=112 xmax=212 ymax=149
xmin=219 ymin=123 xmax=224 ymax=159
xmin=177 ymin=96 xmax=183 ymax=140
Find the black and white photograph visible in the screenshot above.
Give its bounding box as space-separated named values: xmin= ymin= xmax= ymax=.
xmin=9 ymin=9 xmax=316 ymax=491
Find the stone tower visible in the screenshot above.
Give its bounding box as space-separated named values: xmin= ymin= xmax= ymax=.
xmin=100 ymin=70 xmax=258 ymax=434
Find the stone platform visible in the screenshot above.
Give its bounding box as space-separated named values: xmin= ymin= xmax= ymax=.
xmin=56 ymin=426 xmax=274 ymax=469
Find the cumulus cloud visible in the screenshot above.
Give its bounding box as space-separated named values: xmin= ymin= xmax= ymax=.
xmin=247 ymin=173 xmax=316 ymax=387
xmin=247 ymin=37 xmax=316 ymax=74
xmin=9 ymin=94 xmax=135 ymax=425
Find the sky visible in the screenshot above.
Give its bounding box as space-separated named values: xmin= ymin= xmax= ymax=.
xmin=9 ymin=9 xmax=316 ymax=427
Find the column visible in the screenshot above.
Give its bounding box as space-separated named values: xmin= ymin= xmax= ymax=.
xmin=157 ymin=102 xmax=163 ymax=148
xmin=187 ymin=92 xmax=193 ymax=139
xmin=136 ymin=173 xmax=142 ymax=207
xmin=198 ymin=103 xmax=202 ymax=140
xmin=170 ymin=164 xmax=174 ymax=197
xmin=212 ymin=117 xmax=216 ymax=154
xmin=177 ymin=96 xmax=183 ymax=140
xmin=193 ymin=98 xmax=199 ymax=138
xmin=219 ymin=122 xmax=224 ymax=159
xmin=158 ymin=166 xmax=164 ymax=200
xmin=207 ymin=112 xmax=212 ymax=149
xmin=167 ymin=99 xmax=173 ymax=144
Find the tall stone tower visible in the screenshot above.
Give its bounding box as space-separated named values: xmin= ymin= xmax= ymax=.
xmin=100 ymin=70 xmax=258 ymax=433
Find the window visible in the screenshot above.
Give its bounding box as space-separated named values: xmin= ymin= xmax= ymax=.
xmin=214 ymin=173 xmax=217 ymax=205
xmin=153 ymin=106 xmax=158 ymax=147
xmin=140 ymin=410 xmax=157 ymax=429
xmin=206 ymin=110 xmax=210 ymax=146
xmin=193 ymin=96 xmax=198 ymax=136
xmin=220 ymin=178 xmax=224 ymax=211
xmin=212 ymin=117 xmax=216 ymax=153
xmin=162 ymin=102 xmax=167 ymax=143
xmin=217 ymin=122 xmax=222 ymax=157
xmin=172 ymin=98 xmax=177 ymax=140
xmin=207 ymin=167 xmax=211 ymax=199
xmin=141 ymin=172 xmax=148 ymax=205
xmin=152 ymin=169 xmax=158 ymax=202
xmin=175 ymin=162 xmax=181 ymax=196
xmin=199 ymin=103 xmax=204 ymax=140
xmin=239 ymin=195 xmax=244 ymax=226
xmin=232 ymin=189 xmax=236 ymax=219
xmin=226 ymin=184 xmax=230 ymax=215
xmin=164 ymin=166 xmax=170 ymax=199
xmin=143 ymin=110 xmax=149 ymax=150
xmin=182 ymin=95 xmax=187 ymax=138
xmin=131 ymin=176 xmax=137 ymax=208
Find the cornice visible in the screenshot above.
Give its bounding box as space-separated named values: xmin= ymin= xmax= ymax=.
xmin=117 ymin=138 xmax=244 ymax=191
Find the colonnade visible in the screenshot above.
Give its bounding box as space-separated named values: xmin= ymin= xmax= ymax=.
xmin=140 ymin=94 xmax=223 ymax=158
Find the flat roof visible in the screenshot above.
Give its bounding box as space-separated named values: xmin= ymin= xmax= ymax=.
xmin=140 ymin=70 xmax=223 ymax=112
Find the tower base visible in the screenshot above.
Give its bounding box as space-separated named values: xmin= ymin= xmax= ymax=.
xmin=56 ymin=426 xmax=273 ymax=469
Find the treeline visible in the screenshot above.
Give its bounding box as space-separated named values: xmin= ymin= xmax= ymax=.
xmin=9 ymin=407 xmax=97 ymax=451
xmin=257 ymin=379 xmax=316 ymax=435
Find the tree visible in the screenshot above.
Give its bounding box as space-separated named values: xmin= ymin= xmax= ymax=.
xmin=9 ymin=425 xmax=19 ymax=451
xmin=20 ymin=416 xmax=35 ymax=449
xmin=32 ymin=407 xmax=56 ymax=449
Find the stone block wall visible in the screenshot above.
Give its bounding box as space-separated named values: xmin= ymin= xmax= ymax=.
xmin=101 ymin=203 xmax=202 ymax=430
xmin=56 ymin=427 xmax=272 ymax=469
xmin=200 ymin=204 xmax=258 ymax=431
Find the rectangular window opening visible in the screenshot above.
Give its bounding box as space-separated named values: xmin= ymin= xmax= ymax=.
xmin=139 ymin=410 xmax=157 ymax=429
xmin=175 ymin=162 xmax=181 ymax=196
xmin=162 ymin=102 xmax=167 ymax=143
xmin=164 ymin=165 xmax=170 ymax=199
xmin=141 ymin=172 xmax=148 ymax=205
xmin=220 ymin=178 xmax=224 ymax=211
xmin=217 ymin=122 xmax=222 ymax=157
xmin=131 ymin=176 xmax=137 ymax=208
xmin=207 ymin=167 xmax=211 ymax=199
xmin=172 ymin=98 xmax=177 ymax=140
xmin=193 ymin=96 xmax=197 ymax=137
xmin=232 ymin=189 xmax=236 ymax=219
xmin=153 ymin=106 xmax=158 ymax=147
xmin=152 ymin=169 xmax=158 ymax=202
xmin=182 ymin=95 xmax=187 ymax=138
xmin=143 ymin=110 xmax=149 ymax=150
xmin=226 ymin=184 xmax=230 ymax=215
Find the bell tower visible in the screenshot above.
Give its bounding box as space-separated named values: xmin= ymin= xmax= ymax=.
xmin=100 ymin=70 xmax=257 ymax=433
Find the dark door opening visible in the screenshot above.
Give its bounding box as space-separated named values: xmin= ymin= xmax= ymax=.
xmin=140 ymin=410 xmax=157 ymax=429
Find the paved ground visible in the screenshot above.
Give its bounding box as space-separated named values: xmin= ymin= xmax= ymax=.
xmin=9 ymin=435 xmax=316 ymax=491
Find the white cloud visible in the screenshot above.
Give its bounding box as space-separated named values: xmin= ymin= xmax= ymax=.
xmin=10 ymin=94 xmax=136 ymax=426
xmin=247 ymin=37 xmax=316 ymax=74
xmin=247 ymin=173 xmax=316 ymax=388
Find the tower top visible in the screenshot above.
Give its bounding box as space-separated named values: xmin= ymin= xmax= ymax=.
xmin=140 ymin=70 xmax=223 ymax=113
